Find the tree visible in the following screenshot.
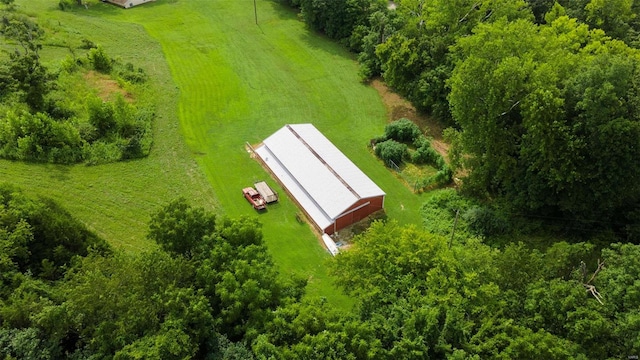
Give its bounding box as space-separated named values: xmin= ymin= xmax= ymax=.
xmin=448 ymin=16 xmax=640 ymax=225
xmin=195 ymin=217 xmax=303 ymax=341
xmin=375 ymin=0 xmax=532 ymax=121
xmin=147 ymin=197 xmax=216 ymax=258
xmin=298 ymin=0 xmax=383 ymax=42
xmin=585 ymin=0 xmax=634 ymax=40
xmin=355 ymin=10 xmax=400 ymax=78
xmin=0 ymin=328 xmax=56 ymax=360
xmin=525 ymin=0 xmax=556 ymax=23
xmin=332 ymin=221 xmax=501 ymax=358
xmin=54 ymin=250 xmax=217 ymax=358
xmin=0 ymin=183 xmax=108 ymax=281
xmin=0 ymin=14 xmax=50 ymax=110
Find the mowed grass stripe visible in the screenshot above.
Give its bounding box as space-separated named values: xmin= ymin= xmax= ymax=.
xmin=2 ymin=0 xmax=219 ymax=251
xmin=96 ymin=0 xmax=425 ymax=301
xmin=5 ymin=0 xmax=426 ymax=303
xmin=107 ymin=1 xmax=353 ymax=301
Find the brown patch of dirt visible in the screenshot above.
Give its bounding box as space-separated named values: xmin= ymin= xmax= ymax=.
xmin=83 ymin=71 xmax=134 ymax=102
xmin=370 ymin=78 xmax=449 ymax=157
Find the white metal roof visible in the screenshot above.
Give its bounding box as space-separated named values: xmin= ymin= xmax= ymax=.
xmin=255 ymin=124 xmax=385 ymax=230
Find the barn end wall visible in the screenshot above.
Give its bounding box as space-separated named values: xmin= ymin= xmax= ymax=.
xmin=323 ymin=196 xmax=385 ymax=235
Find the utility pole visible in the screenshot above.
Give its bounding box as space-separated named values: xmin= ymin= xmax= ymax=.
xmin=254 ymin=0 xmax=258 ymax=25
xmin=449 ymin=209 xmax=460 ymax=249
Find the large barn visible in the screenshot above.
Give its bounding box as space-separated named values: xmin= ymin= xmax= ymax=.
xmin=255 ymin=124 xmax=385 ymax=235
xmin=103 ymin=0 xmax=155 ymax=8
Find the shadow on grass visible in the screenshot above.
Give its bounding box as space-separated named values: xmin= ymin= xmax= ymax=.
xmin=263 ymin=0 xmax=357 ymax=61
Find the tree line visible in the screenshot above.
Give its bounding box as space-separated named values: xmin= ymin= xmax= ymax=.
xmin=279 ymin=0 xmax=640 ymax=241
xmin=1 ymin=188 xmax=638 ymax=358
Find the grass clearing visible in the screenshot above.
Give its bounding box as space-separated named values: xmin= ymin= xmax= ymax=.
xmin=1 ymin=0 xmax=218 ymax=251
xmin=3 ymin=0 xmax=428 ymax=304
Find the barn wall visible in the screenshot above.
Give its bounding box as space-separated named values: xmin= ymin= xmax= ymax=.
xmin=324 ymin=196 xmax=384 ymax=235
xmin=130 ymin=0 xmax=154 ymax=6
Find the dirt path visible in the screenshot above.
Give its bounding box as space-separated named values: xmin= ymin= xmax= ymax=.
xmin=370 ymin=79 xmax=450 ymax=158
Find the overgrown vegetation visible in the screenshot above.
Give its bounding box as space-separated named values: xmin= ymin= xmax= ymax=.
xmin=372 ymin=118 xmax=451 ymax=191
xmin=0 ymin=12 xmax=153 ymax=165
xmin=3 ymin=193 xmax=638 ymax=358
xmin=282 ymin=0 xmax=640 ymax=242
xmin=0 ymin=190 xmax=297 ymax=358
xmin=2 ymin=0 xmax=640 ymax=356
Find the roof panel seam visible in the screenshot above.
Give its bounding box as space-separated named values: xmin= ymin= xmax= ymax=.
xmin=259 ymin=143 xmax=333 ymax=221
xmin=285 ymin=124 xmax=361 ymax=199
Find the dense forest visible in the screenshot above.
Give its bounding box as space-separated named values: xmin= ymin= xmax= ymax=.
xmin=1 ymin=187 xmax=639 ymax=358
xmin=282 ymin=0 xmax=640 ymax=240
xmin=2 ymin=0 xmax=640 ymax=358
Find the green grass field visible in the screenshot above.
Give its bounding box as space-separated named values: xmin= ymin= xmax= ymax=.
xmin=2 ymin=0 xmax=427 ymax=303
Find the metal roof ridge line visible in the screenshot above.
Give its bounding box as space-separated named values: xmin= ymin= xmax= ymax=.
xmin=285 ymin=124 xmax=362 ymax=199
xmin=260 ymin=142 xmax=334 ymax=221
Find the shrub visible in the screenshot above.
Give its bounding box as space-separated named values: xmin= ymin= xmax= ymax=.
xmin=0 ymin=110 xmax=83 ymax=163
xmin=59 ymin=55 xmax=81 ymax=73
xmin=421 ymin=188 xmax=474 ymax=237
xmin=384 ymin=118 xmax=421 ymax=143
xmin=412 ymin=142 xmax=440 ymax=165
xmin=84 ymin=141 xmax=122 ymax=165
xmin=463 ymin=206 xmax=510 ymax=237
xmin=44 ymin=96 xmax=75 ymax=120
xmin=87 ymin=99 xmax=116 ymax=137
xmin=375 ymin=139 xmax=407 ymax=166
xmin=80 ymin=39 xmax=97 ymax=50
xmin=88 ymin=46 xmax=112 ymax=73
xmin=434 ymin=165 xmax=453 ymax=186
xmin=369 ymin=134 xmax=388 ymax=146
xmin=118 ymin=62 xmax=148 ymax=84
xmin=58 ymin=0 xmax=74 ymax=10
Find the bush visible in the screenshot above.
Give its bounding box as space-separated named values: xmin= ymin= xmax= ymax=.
xmin=434 ymin=165 xmax=452 ymax=185
xmin=84 ymin=141 xmax=122 ymax=165
xmin=412 ymin=142 xmax=440 ymax=165
xmin=463 ymin=206 xmax=510 ymax=237
xmin=384 ymin=118 xmax=422 ymax=143
xmin=375 ymin=139 xmax=407 ymax=165
xmin=59 ymin=55 xmax=83 ymax=73
xmin=44 ymin=96 xmax=75 ymax=120
xmin=0 ymin=38 xmax=153 ymax=165
xmin=421 ymin=188 xmax=475 ymax=237
xmin=87 ymin=99 xmax=116 ymax=137
xmin=88 ymin=46 xmax=112 ymax=73
xmin=0 ymin=110 xmax=83 ymax=163
xmin=58 ymin=0 xmax=74 ymax=11
xmin=80 ymin=39 xmax=97 ymax=50
xmin=369 ymin=134 xmax=388 ymax=146
xmin=118 ymin=62 xmax=148 ymax=84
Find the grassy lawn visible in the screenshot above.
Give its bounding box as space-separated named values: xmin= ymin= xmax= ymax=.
xmin=1 ymin=0 xmax=218 ymax=252
xmin=3 ymin=0 xmax=427 ymax=303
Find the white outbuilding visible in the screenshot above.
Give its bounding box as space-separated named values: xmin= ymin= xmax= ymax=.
xmin=254 ymin=124 xmax=385 ymax=235
xmin=103 ymin=0 xmax=155 ymax=8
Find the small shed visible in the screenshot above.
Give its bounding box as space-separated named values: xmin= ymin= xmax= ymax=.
xmin=103 ymin=0 xmax=155 ymax=8
xmin=254 ymin=181 xmax=278 ymax=203
xmin=254 ymin=124 xmax=385 ymax=235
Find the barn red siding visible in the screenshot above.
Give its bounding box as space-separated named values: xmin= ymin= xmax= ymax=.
xmin=323 ymin=196 xmax=384 ymax=235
